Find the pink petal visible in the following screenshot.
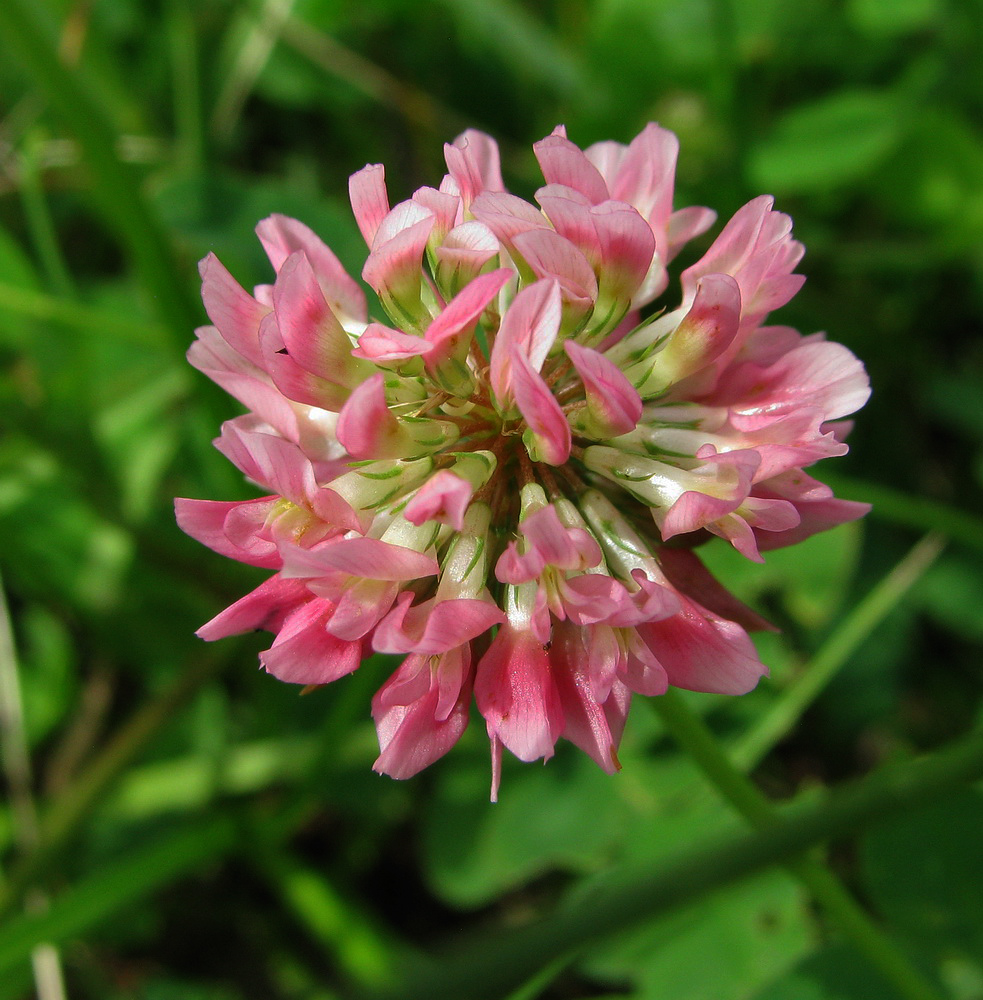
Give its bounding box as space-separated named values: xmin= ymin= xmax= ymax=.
xmin=729 ymin=341 xmax=871 ymax=423
xmin=511 ymin=228 xmax=598 ymax=308
xmin=536 ymin=183 xmax=596 ymax=241
xmin=489 ymin=279 xmax=562 ymax=404
xmin=444 ymin=129 xmax=505 ymax=207
xmin=564 ymin=339 xmax=643 ymax=437
xmin=361 ymin=203 xmax=435 ymax=320
xmin=681 ymin=195 xmax=805 ymax=328
xmin=551 ymin=623 xmax=630 ymax=773
xmin=638 ymin=597 xmax=767 ymax=695
xmin=424 ymin=268 xmax=512 ymax=368
xmin=175 ymin=497 xmax=281 ymax=568
xmin=469 ymin=191 xmax=548 ymax=250
xmin=187 ymin=327 xmax=305 ymax=445
xmin=255 ymin=214 xmax=367 ymax=322
xmin=282 ymin=536 xmax=439 ymax=582
xmin=373 ymin=593 xmax=504 ymax=654
xmin=272 ymin=252 xmax=368 ymax=387
xmin=196 ymin=574 xmax=312 ymax=641
xmin=608 ymin=123 xmax=679 ymax=236
xmin=324 ymin=578 xmax=400 ymax=639
xmin=199 ymin=254 xmax=268 ymax=368
xmin=349 ymin=163 xmax=390 ymax=247
xmin=653 ymin=273 xmax=743 ymax=390
xmin=519 ymin=505 xmax=601 ymax=571
xmin=213 ymin=418 xmax=317 ymax=506
xmin=259 ymin=313 xmax=354 ymax=411
xmin=534 ymin=132 xmax=610 ymax=204
xmin=412 ymin=186 xmax=461 ymax=245
xmin=434 ymin=221 xmax=501 ymax=293
xmin=510 ymin=345 xmax=572 ymax=466
xmin=403 ymin=470 xmax=475 ymax=530
xmin=590 ymin=200 xmax=657 ymax=303
xmin=351 ymin=323 xmax=432 ymax=363
xmin=372 ymin=648 xmax=473 ymax=779
xmin=474 ymin=626 xmax=563 ymax=763
xmin=335 ymin=373 xmax=405 ymax=460
xmin=260 ymin=599 xmax=363 ymax=684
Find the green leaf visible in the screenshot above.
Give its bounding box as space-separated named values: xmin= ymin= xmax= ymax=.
xmin=860 ymin=790 xmax=983 ymax=970
xmin=751 ymin=943 xmax=900 ymax=1000
xmin=748 ymin=90 xmax=903 ymax=194
xmin=699 ymin=522 xmax=862 ymax=629
xmin=847 ymin=0 xmax=940 ymax=37
xmin=584 ymin=871 xmax=813 ymax=1000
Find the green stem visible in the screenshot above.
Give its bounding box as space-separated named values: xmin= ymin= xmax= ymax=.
xmin=360 ymin=724 xmax=983 ymax=1000
xmin=732 ymin=532 xmax=946 ymax=770
xmin=0 ymin=0 xmax=197 ymax=347
xmin=652 ymin=690 xmax=947 ymax=1000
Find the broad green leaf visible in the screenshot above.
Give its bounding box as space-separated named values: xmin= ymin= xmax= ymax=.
xmin=748 ymin=90 xmax=903 ymax=194
xmin=750 ymin=943 xmax=899 ymax=1000
xmin=860 ymin=790 xmax=983 ymax=969
xmin=583 ymin=871 xmax=814 ymax=1000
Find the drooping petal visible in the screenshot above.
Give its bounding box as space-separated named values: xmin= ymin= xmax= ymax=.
xmin=175 ymin=497 xmax=281 ymax=568
xmin=196 ymin=574 xmax=312 ymax=641
xmin=474 ymin=625 xmax=564 ymax=763
xmin=638 ymin=596 xmax=768 ymax=695
xmin=372 ymin=648 xmax=473 ymax=779
xmin=260 ymin=599 xmax=363 ymax=684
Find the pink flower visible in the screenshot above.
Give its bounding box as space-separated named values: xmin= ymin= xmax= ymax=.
xmin=178 ymin=123 xmax=870 ymax=796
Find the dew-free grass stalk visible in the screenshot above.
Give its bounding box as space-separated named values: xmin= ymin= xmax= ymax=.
xmin=0 ymin=647 xmax=229 ymax=922
xmin=0 ymin=0 xmax=197 ymax=348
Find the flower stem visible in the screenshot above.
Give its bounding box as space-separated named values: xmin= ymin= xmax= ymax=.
xmin=651 ymin=690 xmax=947 ymax=1000
xmin=731 ymin=532 xmax=945 ymax=771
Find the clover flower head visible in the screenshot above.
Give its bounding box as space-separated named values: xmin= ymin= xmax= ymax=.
xmin=177 ymin=123 xmax=870 ymax=798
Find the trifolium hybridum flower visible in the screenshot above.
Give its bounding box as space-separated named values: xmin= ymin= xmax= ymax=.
xmin=177 ymin=124 xmax=870 ymax=798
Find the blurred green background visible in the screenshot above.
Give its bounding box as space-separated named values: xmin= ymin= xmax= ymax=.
xmin=1 ymin=0 xmax=982 ymax=998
